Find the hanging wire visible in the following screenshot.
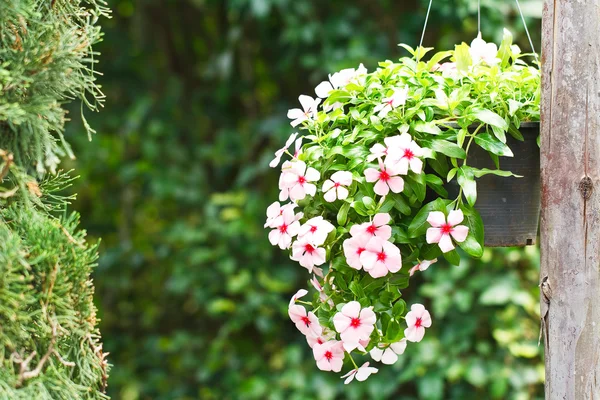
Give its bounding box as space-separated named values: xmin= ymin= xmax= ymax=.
xmin=514 ymin=0 xmax=540 ymax=63
xmin=417 ymin=0 xmax=434 ymax=62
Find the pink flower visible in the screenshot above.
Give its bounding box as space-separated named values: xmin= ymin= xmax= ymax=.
xmin=385 ymin=133 xmax=425 ymax=174
xmin=359 ymin=237 xmax=402 ymax=278
xmin=436 ymin=62 xmax=458 ymax=78
xmin=333 ymin=301 xmax=376 ymax=352
xmin=291 ymin=238 xmax=326 ymax=273
xmin=313 ymin=340 xmax=345 ymax=372
xmin=470 ymin=33 xmax=500 ymax=66
xmin=409 ymin=258 xmax=438 ymax=276
xmin=349 ymin=213 xmax=392 ymax=241
xmin=269 ymin=132 xmax=298 ymax=168
xmin=264 ymin=201 xmax=296 ymax=228
xmin=341 ymin=362 xmax=379 ymax=384
xmin=366 ymin=142 xmax=388 ymax=162
xmin=342 ymin=234 xmax=371 ymax=270
xmin=370 ymin=339 xmax=407 ymax=365
xmin=289 ymin=304 xmax=322 ymax=337
xmin=364 ymin=158 xmax=404 ymax=197
xmin=298 ymin=216 xmax=335 ymax=246
xmin=288 ymin=288 xmax=308 ymax=307
xmin=268 ymin=206 xmax=302 ymax=249
xmin=279 ymin=160 xmax=320 ymax=202
xmin=373 ymin=86 xmax=408 ymax=118
xmin=306 ymin=328 xmax=335 ymax=348
xmin=322 ymin=171 xmax=353 ymax=202
xmin=310 ymin=277 xmax=333 ymax=306
xmin=287 ymin=95 xmax=321 ymax=127
xmin=425 ymin=210 xmax=469 ymax=253
xmin=404 ymin=304 xmax=432 ymax=343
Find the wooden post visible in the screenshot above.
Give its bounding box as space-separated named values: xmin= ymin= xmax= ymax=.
xmin=540 ymin=0 xmax=600 ymax=398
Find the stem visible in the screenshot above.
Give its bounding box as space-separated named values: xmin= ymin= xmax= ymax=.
xmin=346 ymin=351 xmax=359 ymax=369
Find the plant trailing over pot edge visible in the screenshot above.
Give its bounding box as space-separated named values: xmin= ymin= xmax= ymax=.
xmin=265 ymin=29 xmax=540 ymax=382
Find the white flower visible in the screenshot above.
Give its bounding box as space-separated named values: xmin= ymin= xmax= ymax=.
xmin=291 ymin=238 xmax=327 ymax=273
xmin=333 ymin=301 xmax=376 ymax=352
xmin=384 ymin=133 xmax=425 ymax=174
xmin=404 ymin=304 xmax=432 ymax=343
xmin=306 ymin=328 xmax=336 ymax=349
xmin=322 ymin=171 xmax=353 ymax=202
xmin=470 ymin=32 xmax=500 ymax=66
xmin=264 ymin=201 xmax=296 ymax=228
xmin=409 ymin=258 xmax=438 ymax=276
xmin=373 ymin=86 xmax=408 ymax=118
xmin=288 ymin=288 xmax=308 ymax=307
xmin=342 ymin=234 xmax=370 ymax=270
xmin=349 ymin=213 xmax=392 ymax=241
xmin=313 ymin=340 xmax=345 ymax=372
xmin=341 ymin=362 xmax=378 ymax=384
xmin=298 ymin=216 xmax=335 ymax=246
xmin=269 ymin=132 xmax=298 ymax=168
xmin=287 ymin=95 xmax=321 ymax=127
xmin=370 ymin=339 xmax=407 ymax=365
xmin=425 ymin=210 xmax=469 ymax=253
xmin=364 ymin=158 xmax=404 ymax=196
xmin=279 ymin=160 xmax=320 ymax=202
xmin=288 ymin=304 xmax=322 ymax=337
xmin=359 ymin=237 xmax=402 ymax=278
xmin=267 ymin=206 xmax=302 ymax=249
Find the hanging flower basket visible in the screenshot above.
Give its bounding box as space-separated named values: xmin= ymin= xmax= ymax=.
xmin=266 ymin=29 xmax=540 ymax=382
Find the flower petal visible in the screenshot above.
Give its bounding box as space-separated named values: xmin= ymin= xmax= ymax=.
xmin=364 ymin=168 xmax=380 ymax=182
xmin=341 ymin=300 xmax=361 ymax=319
xmin=447 ymin=209 xmax=464 ymax=226
xmin=387 ymin=176 xmax=404 ymax=193
xmin=373 ymin=213 xmax=391 ymax=226
xmin=373 ymin=180 xmax=390 ymax=196
xmin=426 ymin=227 xmax=443 ymax=244
xmin=427 ymin=211 xmax=446 ymax=227
xmin=450 ymin=225 xmax=469 ymax=243
xmin=438 ymin=233 xmax=455 ymax=253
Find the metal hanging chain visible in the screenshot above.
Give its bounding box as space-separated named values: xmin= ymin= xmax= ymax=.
xmin=514 ymin=0 xmax=540 ymax=63
xmin=417 ymin=0 xmax=434 ymax=62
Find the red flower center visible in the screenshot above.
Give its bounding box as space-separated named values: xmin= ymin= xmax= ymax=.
xmin=377 ymin=251 xmax=387 ymax=262
xmin=334 ymin=182 xmax=340 ymax=188
xmin=415 ymin=317 xmax=422 ymax=328
xmin=324 ymin=350 xmax=333 ymax=360
xmin=304 ymin=243 xmax=315 ymax=254
xmin=356 ymin=247 xmax=366 ymax=256
xmin=317 ymin=338 xmax=324 ymax=345
xmin=279 ymin=223 xmax=288 ymax=233
xmin=366 ymin=225 xmax=377 ymax=235
xmin=386 ymin=99 xmax=394 ymax=107
xmin=441 ymin=223 xmax=452 ymax=234
xmin=301 ymin=316 xmax=311 ymax=327
xmin=350 ymin=317 xmax=361 ymax=328
xmin=298 ymin=176 xmax=306 ymax=184
xmin=404 ymin=148 xmax=414 ymax=160
xmin=310 ymin=225 xmax=317 ymax=233
xmin=379 ymin=170 xmax=390 ymax=181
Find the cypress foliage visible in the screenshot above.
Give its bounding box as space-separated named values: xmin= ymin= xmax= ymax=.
xmin=0 ymin=0 xmax=109 ymax=398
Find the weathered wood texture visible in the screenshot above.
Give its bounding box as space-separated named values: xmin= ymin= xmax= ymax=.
xmin=541 ymin=1 xmax=600 ymax=398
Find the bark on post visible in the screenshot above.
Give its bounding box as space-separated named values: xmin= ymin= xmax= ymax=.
xmin=540 ymin=0 xmax=600 ymax=398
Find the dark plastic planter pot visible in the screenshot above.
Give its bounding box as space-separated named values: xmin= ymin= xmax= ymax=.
xmin=443 ymin=122 xmax=540 ymax=247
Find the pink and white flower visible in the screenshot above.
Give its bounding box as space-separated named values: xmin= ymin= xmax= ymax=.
xmin=269 ymin=132 xmax=298 ymax=168
xmin=289 ymin=304 xmax=322 ymax=337
xmin=268 ymin=206 xmax=302 ymax=249
xmin=409 ymin=258 xmax=438 ymax=276
xmin=310 ymin=277 xmax=334 ymax=306
xmin=366 ymin=142 xmax=389 ymax=162
xmin=342 ymin=234 xmax=371 ymax=270
xmin=373 ymin=86 xmax=409 ymax=118
xmin=364 ymin=159 xmax=404 ymax=197
xmin=322 ymin=171 xmax=353 ymax=202
xmin=264 ymin=201 xmax=296 ymax=228
xmin=470 ymin=33 xmax=500 ymax=66
xmin=385 ymin=133 xmax=425 ymax=174
xmin=359 ymin=237 xmax=402 ymax=278
xmin=370 ymin=339 xmax=407 ymax=365
xmin=341 ymin=362 xmax=379 ymax=384
xmin=436 ymin=62 xmax=459 ymax=78
xmin=298 ymin=216 xmax=335 ymax=246
xmin=404 ymin=304 xmax=432 ymax=343
xmin=313 ymin=340 xmax=345 ymax=372
xmin=349 ymin=213 xmax=392 ymax=241
xmin=306 ymin=328 xmax=336 ymax=348
xmin=279 ymin=160 xmax=320 ymax=202
xmin=288 ymin=288 xmax=308 ymax=307
xmin=333 ymin=301 xmax=376 ymax=352
xmin=425 ymin=210 xmax=469 ymax=253
xmin=291 ymin=238 xmax=327 ymax=273
xmin=287 ymin=95 xmax=321 ymax=127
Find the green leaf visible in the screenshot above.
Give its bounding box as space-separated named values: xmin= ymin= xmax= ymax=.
xmin=362 ymin=196 xmax=376 ymax=211
xmin=457 ymin=167 xmax=477 ymax=207
xmin=349 ymin=281 xmax=366 ymax=299
xmin=407 ymin=173 xmax=426 ymax=202
xmin=391 ymin=193 xmax=411 ymax=215
xmin=353 ymin=201 xmax=369 ymax=216
xmin=385 ymin=320 xmax=400 ymax=341
xmin=408 ymin=198 xmax=451 ymax=238
xmin=470 ymin=168 xmax=522 ymax=178
xmin=458 ymin=204 xmax=485 ymax=257
xmin=443 ymin=249 xmax=461 ymax=266
xmin=474 ymin=133 xmax=514 ymax=157
xmin=426 ymin=50 xmax=453 ymax=71
xmin=392 ymin=299 xmax=405 ymax=319
xmin=414 ymin=121 xmax=442 ymax=135
xmin=454 ymin=43 xmax=472 ymax=72
xmin=422 ymin=139 xmax=467 ymax=159
xmin=337 ymin=202 xmax=351 ymax=226
xmin=473 ymin=109 xmax=508 ymax=131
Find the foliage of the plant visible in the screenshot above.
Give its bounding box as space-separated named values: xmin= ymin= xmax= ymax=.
xmin=0 ymin=0 xmax=109 ymax=398
xmin=266 ymin=29 xmax=540 ymax=381
xmin=66 ymin=0 xmax=544 ymax=398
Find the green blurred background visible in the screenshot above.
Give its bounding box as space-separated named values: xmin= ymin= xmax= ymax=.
xmin=63 ymin=1 xmax=543 ymax=399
